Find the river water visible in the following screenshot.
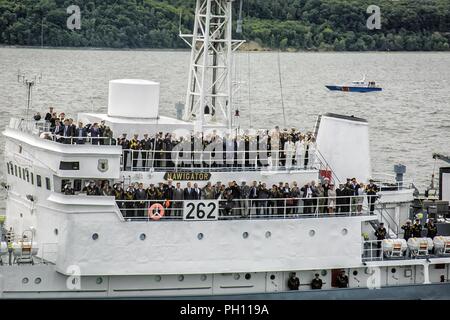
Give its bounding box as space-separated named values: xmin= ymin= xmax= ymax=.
xmin=0 ymin=47 xmax=449 ymax=194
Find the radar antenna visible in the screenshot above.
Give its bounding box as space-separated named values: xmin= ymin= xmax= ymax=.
xmin=17 ymin=71 xmax=42 ymax=121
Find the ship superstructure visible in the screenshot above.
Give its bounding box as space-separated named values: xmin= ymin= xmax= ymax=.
xmin=0 ymin=0 xmax=449 ymax=299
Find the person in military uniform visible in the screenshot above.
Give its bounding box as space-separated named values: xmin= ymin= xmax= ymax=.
xmin=124 ymin=184 xmax=136 ymax=217
xmin=118 ymin=134 xmax=130 ymax=170
xmin=287 ymin=272 xmax=300 ymax=290
xmin=336 ymin=270 xmax=349 ymax=288
xmin=140 ymin=134 xmax=153 ymax=170
xmin=412 ymin=218 xmax=423 ymax=238
xmin=114 ymin=183 xmax=125 ymax=214
xmin=311 ymin=273 xmax=323 ymax=290
xmin=425 ymin=218 xmax=438 ymax=239
xmin=401 ymin=220 xmax=413 ymax=241
xmin=375 ymin=222 xmax=387 ymax=257
xmin=365 ymin=179 xmax=379 ymax=214
xmin=130 ymin=134 xmax=141 ymax=171
xmin=63 ymin=183 xmax=75 ymax=195
xmin=154 ymin=133 xmax=165 ymax=168
xmin=146 ymin=183 xmax=161 ymax=208
xmin=83 ymin=180 xmax=101 ymax=196
xmin=6 ymin=227 xmax=15 ymax=265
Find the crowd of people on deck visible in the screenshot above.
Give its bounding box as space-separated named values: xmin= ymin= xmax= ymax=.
xmin=34 ymin=107 xmax=115 ymax=145
xmin=117 ymin=127 xmax=317 ymax=170
xmin=69 ymin=177 xmax=379 ymax=218
xmin=35 ymin=107 xmax=319 ymax=170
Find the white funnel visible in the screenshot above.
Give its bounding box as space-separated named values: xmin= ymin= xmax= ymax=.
xmin=316 ymin=113 xmax=371 ymax=184
xmin=108 ymin=79 xmax=159 ymax=119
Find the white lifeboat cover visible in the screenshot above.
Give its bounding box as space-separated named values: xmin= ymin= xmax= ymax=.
xmin=407 ymin=237 xmax=434 ymax=250
xmin=382 ymin=239 xmax=407 ymax=252
xmin=433 ymin=236 xmax=450 ymax=249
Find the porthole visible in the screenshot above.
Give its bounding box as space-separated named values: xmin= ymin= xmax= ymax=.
xmin=391 ymin=268 xmax=397 ymax=274
xmin=321 ymin=270 xmax=327 ymax=276
xmin=353 ymin=270 xmax=358 ymax=276
xmin=245 ymin=273 xmax=251 ymax=280
xmin=265 ymin=231 xmax=272 ymax=238
xmin=342 ymin=228 xmax=348 ymax=236
xmin=139 ymin=233 xmax=146 ymax=241
xmin=178 ymin=275 xmax=185 ymax=282
xmin=54 ymin=229 xmax=58 ymax=236
xmin=96 ymin=277 xmax=103 ymax=285
xmin=200 ymin=274 xmax=207 ymax=281
xmin=22 ymin=277 xmax=29 ymax=284
xmin=234 ymin=274 xmax=241 ymax=280
xmin=35 ymin=278 xmax=42 ymax=284
xmin=242 ymin=232 xmax=249 ymax=239
xmin=92 ymin=233 xmax=99 ymax=240
xmin=155 ymin=275 xmax=162 ymax=282
xmin=270 ymin=274 xmax=276 ymax=280
xmin=309 ymin=230 xmax=316 ymax=237
xmin=197 ymin=233 xmax=204 ymax=240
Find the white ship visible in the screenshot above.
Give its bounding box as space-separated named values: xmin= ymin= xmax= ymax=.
xmin=0 ymin=0 xmax=449 ymax=299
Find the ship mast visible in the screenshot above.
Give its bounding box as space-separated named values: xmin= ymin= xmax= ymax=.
xmin=180 ymin=0 xmax=245 ymax=133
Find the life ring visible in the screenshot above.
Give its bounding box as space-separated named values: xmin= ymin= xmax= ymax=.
xmin=148 ymin=203 xmax=165 ymax=221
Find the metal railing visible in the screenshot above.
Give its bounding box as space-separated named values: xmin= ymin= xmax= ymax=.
xmin=372 ymin=173 xmax=414 ymax=191
xmin=116 ymin=195 xmax=376 ymax=221
xmin=362 ymin=240 xmax=445 ymax=262
xmin=121 ymin=149 xmax=320 ymax=172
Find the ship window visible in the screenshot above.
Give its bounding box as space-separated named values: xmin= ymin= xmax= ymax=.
xmin=59 ymin=161 xmax=80 ymax=171
xmin=36 ymin=175 xmax=42 ymax=187
xmin=25 ymin=170 xmax=30 ymax=183
xmin=22 ymin=168 xmax=26 ymax=180
xmin=46 ymin=177 xmax=51 ymax=190
xmin=14 ymin=165 xmax=17 ymax=177
xmin=9 ymin=163 xmax=13 ymax=175
xmin=6 ymin=164 xmax=10 ymax=175
xmin=30 ymin=173 xmax=34 ymax=185
xmin=18 ymin=167 xmax=22 ymax=179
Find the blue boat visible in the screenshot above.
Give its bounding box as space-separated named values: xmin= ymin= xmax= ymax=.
xmin=326 ymin=76 xmax=382 ymax=93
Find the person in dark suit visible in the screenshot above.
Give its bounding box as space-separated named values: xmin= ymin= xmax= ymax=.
xmin=52 ymin=119 xmax=62 ymax=140
xmin=193 ymin=183 xmax=202 ymax=200
xmin=248 ymin=181 xmax=258 ymax=215
xmin=61 ymin=119 xmax=74 ymax=144
xmin=134 ymin=183 xmax=148 ymax=217
xmin=184 ymin=182 xmax=195 ymax=200
xmin=173 ymin=182 xmax=184 ymax=217
xmin=45 ymin=107 xmax=54 ymax=122
xmin=74 ymin=121 xmax=87 ymax=144
xmin=90 ymin=123 xmax=101 ymax=145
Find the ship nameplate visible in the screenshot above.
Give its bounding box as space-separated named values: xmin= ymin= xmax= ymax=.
xmin=164 ymin=172 xmax=211 ymax=181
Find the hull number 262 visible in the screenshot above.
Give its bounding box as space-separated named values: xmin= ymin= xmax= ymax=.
xmin=183 ymin=201 xmax=219 ymax=221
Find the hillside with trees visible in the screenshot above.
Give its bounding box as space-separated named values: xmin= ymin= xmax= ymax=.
xmin=0 ymin=0 xmax=449 ymax=51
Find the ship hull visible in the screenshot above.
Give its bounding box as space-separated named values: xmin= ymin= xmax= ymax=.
xmin=326 ymin=85 xmax=382 ymax=93
xmin=130 ymin=283 xmax=450 ymax=300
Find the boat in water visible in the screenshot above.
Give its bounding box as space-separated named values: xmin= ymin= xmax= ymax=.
xmin=0 ymin=0 xmax=449 ymax=300
xmin=326 ymin=76 xmax=382 ymax=93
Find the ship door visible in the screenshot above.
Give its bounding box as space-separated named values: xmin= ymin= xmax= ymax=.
xmin=266 ymin=272 xmax=282 ymax=292
xmin=331 ymin=269 xmax=343 ymax=288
